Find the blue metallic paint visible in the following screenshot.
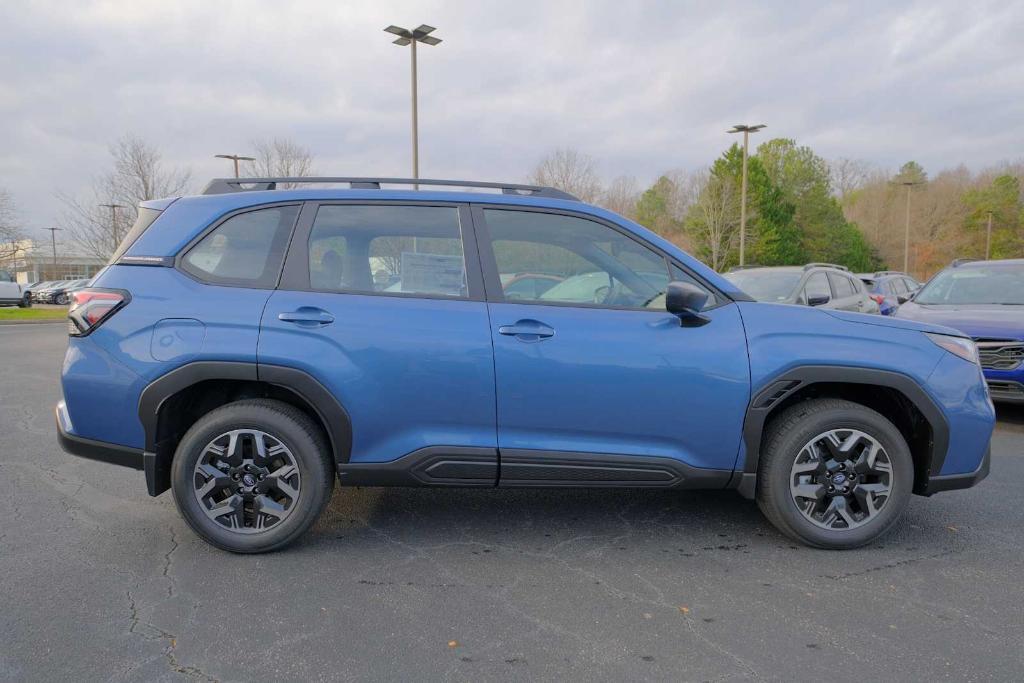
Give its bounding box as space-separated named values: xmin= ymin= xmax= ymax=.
xmin=258 ymin=290 xmax=498 ymax=463
xmin=60 ymin=187 xmax=995 ymax=493
xmin=924 ymin=353 xmax=996 ymax=475
xmin=61 ymin=265 xmax=273 ymax=447
xmin=489 ymin=302 xmax=750 ymax=470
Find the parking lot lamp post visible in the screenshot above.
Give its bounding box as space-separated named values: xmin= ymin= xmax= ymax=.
xmin=384 ymin=24 xmax=443 ymax=185
xmin=45 ymin=227 xmax=62 ymax=269
xmin=727 ymin=124 xmax=766 ymax=267
xmin=893 ymin=181 xmax=923 ymax=273
xmin=215 ymin=154 xmax=256 ymax=179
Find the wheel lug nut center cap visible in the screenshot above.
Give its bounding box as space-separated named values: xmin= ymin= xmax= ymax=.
xmin=242 ymin=473 xmax=257 ymax=487
xmin=833 ymin=472 xmax=848 ymax=486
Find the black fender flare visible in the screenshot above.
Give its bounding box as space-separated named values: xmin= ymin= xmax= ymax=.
xmin=137 ymin=361 xmax=352 ymax=495
xmin=733 ymin=365 xmax=949 ymax=498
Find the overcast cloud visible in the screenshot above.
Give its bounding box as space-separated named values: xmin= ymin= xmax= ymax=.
xmin=1 ymin=0 xmax=1022 ymax=235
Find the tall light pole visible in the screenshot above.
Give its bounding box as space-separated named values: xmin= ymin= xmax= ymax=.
xmin=385 ymin=24 xmax=442 ymax=183
xmin=727 ymin=124 xmax=766 ymax=267
xmin=99 ymin=203 xmax=127 ymax=254
xmin=985 ymin=210 xmax=994 ymax=260
xmin=215 ymin=154 xmax=256 ymax=178
xmin=45 ymin=227 xmax=62 ymax=276
xmin=892 ymin=181 xmax=923 ymax=273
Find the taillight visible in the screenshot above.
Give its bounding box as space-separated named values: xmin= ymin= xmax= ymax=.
xmin=68 ymin=289 xmax=130 ymax=336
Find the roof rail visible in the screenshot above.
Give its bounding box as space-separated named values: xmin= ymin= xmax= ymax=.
xmin=872 ymin=270 xmax=903 ymax=277
xmin=951 ymin=258 xmax=978 ymax=267
xmin=803 ymin=262 xmax=849 ymax=272
xmin=200 ymin=177 xmax=580 ymax=201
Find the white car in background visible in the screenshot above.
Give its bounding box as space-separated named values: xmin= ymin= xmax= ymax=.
xmin=0 ymin=268 xmax=31 ymax=307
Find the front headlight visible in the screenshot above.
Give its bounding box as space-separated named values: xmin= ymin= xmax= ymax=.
xmin=925 ymin=332 xmax=979 ymax=365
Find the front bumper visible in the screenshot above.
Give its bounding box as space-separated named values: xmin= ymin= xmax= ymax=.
xmin=925 ymin=444 xmax=991 ymax=494
xmin=55 ymin=400 xmax=144 ymax=471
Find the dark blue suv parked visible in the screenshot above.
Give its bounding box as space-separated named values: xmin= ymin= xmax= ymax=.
xmin=56 ymin=177 xmax=995 ymax=553
xmin=896 ymin=258 xmax=1024 ymax=404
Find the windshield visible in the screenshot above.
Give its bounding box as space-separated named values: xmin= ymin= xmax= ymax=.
xmin=916 ymin=264 xmax=1024 ymax=305
xmin=724 ymin=270 xmax=802 ymax=302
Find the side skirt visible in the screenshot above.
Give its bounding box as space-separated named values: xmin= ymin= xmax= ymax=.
xmin=337 ymin=447 xmax=732 ymax=490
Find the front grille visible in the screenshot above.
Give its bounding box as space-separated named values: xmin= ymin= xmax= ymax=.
xmin=975 ymin=340 xmax=1024 ymax=371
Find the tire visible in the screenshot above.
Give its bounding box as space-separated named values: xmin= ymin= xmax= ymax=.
xmin=756 ymin=398 xmax=914 ymax=549
xmin=55 ymin=293 xmax=69 ymax=305
xmin=18 ymin=293 xmax=31 ymax=308
xmin=171 ymin=399 xmax=334 ymax=553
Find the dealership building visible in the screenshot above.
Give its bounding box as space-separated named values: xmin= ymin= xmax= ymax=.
xmin=2 ymin=239 xmax=106 ymax=284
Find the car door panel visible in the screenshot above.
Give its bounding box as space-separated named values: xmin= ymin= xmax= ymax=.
xmin=489 ymin=301 xmax=750 ymax=470
xmin=260 ymin=202 xmax=497 ymax=464
xmin=475 ymin=206 xmax=750 ymax=474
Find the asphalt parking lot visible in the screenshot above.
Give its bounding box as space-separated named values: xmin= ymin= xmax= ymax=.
xmin=2 ymin=323 xmax=1022 ymax=682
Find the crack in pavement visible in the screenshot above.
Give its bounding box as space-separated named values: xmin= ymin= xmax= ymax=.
xmin=125 ymin=590 xmax=219 ymax=682
xmin=163 ymin=527 xmax=179 ymax=598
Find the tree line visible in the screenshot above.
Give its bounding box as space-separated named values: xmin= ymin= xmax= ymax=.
xmin=2 ymin=134 xmax=1021 ymax=278
xmin=531 ymin=145 xmax=1024 ymax=278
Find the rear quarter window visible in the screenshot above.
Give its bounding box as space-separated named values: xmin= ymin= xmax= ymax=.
xmin=180 ymin=205 xmax=299 ymax=288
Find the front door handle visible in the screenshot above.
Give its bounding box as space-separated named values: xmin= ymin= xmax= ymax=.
xmin=278 ymin=307 xmax=335 ymax=326
xmin=498 ymin=319 xmax=555 ymax=342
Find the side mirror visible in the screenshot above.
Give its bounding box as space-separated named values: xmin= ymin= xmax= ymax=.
xmin=897 ymin=292 xmax=914 ymax=304
xmin=666 ymin=281 xmax=710 ymax=326
xmin=807 ymin=295 xmax=830 ymax=307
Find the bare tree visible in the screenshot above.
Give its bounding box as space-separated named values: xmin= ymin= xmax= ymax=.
xmin=528 ymin=148 xmax=603 ymax=203
xmin=830 ymin=158 xmax=871 ymax=199
xmin=244 ymin=138 xmax=315 ymax=188
xmin=599 ymin=175 xmax=640 ymax=219
xmin=58 ymin=134 xmax=192 ymax=260
xmin=0 ymin=188 xmax=26 ymax=261
xmin=685 ymin=169 xmax=740 ymax=271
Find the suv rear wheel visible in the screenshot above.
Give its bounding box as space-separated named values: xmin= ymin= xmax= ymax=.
xmin=756 ymin=398 xmax=913 ymax=549
xmin=18 ymin=292 xmax=31 ymax=308
xmin=171 ymin=399 xmax=334 ymax=553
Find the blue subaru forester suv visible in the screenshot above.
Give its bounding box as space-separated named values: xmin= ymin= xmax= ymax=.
xmin=57 ymin=177 xmax=995 ymax=553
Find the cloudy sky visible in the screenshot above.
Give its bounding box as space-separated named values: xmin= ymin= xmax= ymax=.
xmin=1 ymin=0 xmax=1022 ymax=236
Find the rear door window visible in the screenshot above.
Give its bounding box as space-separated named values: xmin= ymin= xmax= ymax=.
xmin=827 ymin=272 xmax=854 ymax=298
xmin=181 ymin=205 xmax=299 ymax=287
xmin=307 ymin=205 xmax=469 ymax=298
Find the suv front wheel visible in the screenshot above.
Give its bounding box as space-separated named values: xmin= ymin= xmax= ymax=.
xmin=756 ymin=398 xmax=914 ymax=549
xmin=171 ymin=399 xmax=334 ymax=553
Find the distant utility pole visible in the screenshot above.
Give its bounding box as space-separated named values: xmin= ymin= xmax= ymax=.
xmin=215 ymin=154 xmax=256 ymax=178
xmin=986 ymin=210 xmax=994 ymax=260
xmin=384 ymin=24 xmax=443 ymax=184
xmin=892 ymin=181 xmax=924 ymax=273
xmin=45 ymin=227 xmax=62 ymax=268
xmin=99 ymin=203 xmax=127 ymax=253
xmin=727 ymin=124 xmax=766 ymax=267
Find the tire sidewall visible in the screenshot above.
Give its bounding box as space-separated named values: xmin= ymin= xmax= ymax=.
xmin=762 ymin=404 xmax=914 ymax=549
xmin=171 ymin=403 xmax=330 ymax=553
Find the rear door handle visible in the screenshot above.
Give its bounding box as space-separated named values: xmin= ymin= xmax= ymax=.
xmin=498 ymin=319 xmax=555 ymax=342
xmin=278 ymin=307 xmax=335 ymax=326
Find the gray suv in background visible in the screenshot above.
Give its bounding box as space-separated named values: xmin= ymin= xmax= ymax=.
xmin=724 ymin=263 xmax=880 ymax=314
